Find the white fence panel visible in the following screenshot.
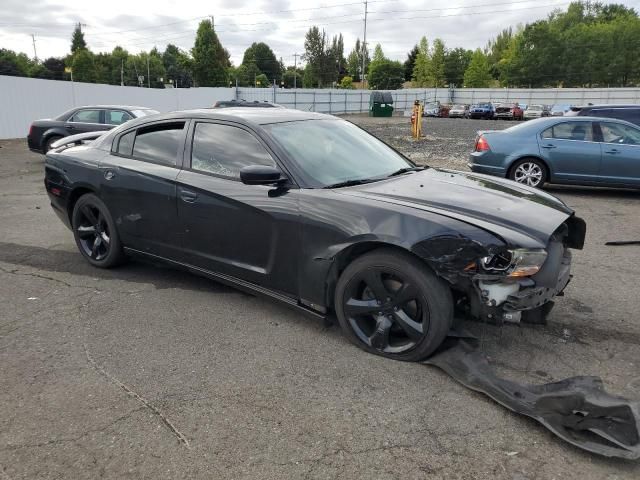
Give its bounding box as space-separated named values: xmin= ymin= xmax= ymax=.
xmin=3 ymin=75 xmax=640 ymax=139
xmin=0 ymin=75 xmax=234 ymax=139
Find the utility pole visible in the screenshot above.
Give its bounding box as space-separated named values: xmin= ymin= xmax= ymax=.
xmin=362 ymin=0 xmax=368 ymax=89
xmin=293 ymin=52 xmax=300 ymax=89
xmin=120 ymin=59 xmax=124 ymax=86
xmin=31 ymin=34 xmax=38 ymax=62
xmin=147 ymin=55 xmax=150 ymax=88
xmin=209 ymin=15 xmax=214 ymax=28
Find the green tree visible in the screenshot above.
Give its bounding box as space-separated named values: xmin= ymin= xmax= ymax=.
xmin=303 ymin=26 xmax=341 ymax=87
xmin=192 ymin=19 xmax=229 ymax=87
xmin=71 ymin=48 xmax=96 ymax=83
xmin=338 ymin=75 xmax=354 ymax=89
xmin=255 ymin=73 xmax=269 ymax=87
xmin=444 ymin=48 xmax=472 ymax=86
xmin=163 ymin=44 xmax=193 ymax=88
xmin=412 ymin=37 xmax=430 ymax=87
xmin=404 ymin=44 xmax=419 ymax=81
xmin=70 ymin=23 xmax=87 ymax=53
xmin=282 ymin=66 xmax=303 ymax=88
xmin=368 ymin=60 xmax=404 ymax=90
xmin=242 ymin=42 xmax=281 ymax=81
xmin=346 ymin=38 xmax=368 ymax=82
xmin=429 ymin=38 xmax=447 ymax=87
xmin=0 ymin=48 xmax=32 ymax=76
xmin=463 ymin=49 xmax=492 ymax=87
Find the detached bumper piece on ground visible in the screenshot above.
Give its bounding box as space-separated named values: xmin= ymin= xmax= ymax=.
xmin=425 ymin=338 xmax=640 ymax=460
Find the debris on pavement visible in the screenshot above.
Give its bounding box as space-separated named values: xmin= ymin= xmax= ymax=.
xmin=425 ymin=338 xmax=640 ymax=460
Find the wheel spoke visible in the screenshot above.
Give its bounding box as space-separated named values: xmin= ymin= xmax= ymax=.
xmin=91 ymin=236 xmax=102 ymax=257
xmin=77 ymin=225 xmax=96 ymax=238
xmin=369 ymin=316 xmax=392 ymax=350
xmin=344 ymin=298 xmax=380 ymax=317
xmin=81 ymin=205 xmax=98 ymax=225
xmin=392 ymin=310 xmax=424 ymax=340
xmin=100 ymin=232 xmax=110 ymax=245
xmin=391 ymin=282 xmax=419 ymax=307
xmin=361 ymin=269 xmax=389 ymax=301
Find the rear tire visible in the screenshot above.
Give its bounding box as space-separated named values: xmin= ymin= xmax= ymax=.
xmin=44 ymin=135 xmax=62 ymax=153
xmin=335 ymin=249 xmax=453 ymax=362
xmin=509 ymin=158 xmax=548 ymax=188
xmin=71 ymin=194 xmax=125 ymax=268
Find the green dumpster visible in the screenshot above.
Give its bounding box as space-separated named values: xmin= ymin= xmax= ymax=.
xmin=369 ymin=91 xmax=394 ymax=117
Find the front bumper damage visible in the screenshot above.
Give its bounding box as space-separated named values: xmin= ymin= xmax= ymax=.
xmin=474 ymin=248 xmax=572 ymax=324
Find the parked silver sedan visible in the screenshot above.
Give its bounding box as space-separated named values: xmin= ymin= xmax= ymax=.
xmin=524 ymin=104 xmax=550 ymax=120
xmin=448 ymin=104 xmax=469 ymax=118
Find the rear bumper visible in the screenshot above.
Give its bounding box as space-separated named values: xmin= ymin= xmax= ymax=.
xmin=27 ymin=136 xmax=43 ymax=154
xmin=44 ymin=178 xmax=72 ymax=230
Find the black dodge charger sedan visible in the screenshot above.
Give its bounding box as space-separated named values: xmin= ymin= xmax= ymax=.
xmin=44 ymin=108 xmax=586 ymax=361
xmin=28 ymin=105 xmax=159 ymax=153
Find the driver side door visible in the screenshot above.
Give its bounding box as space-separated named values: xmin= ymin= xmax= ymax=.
xmin=596 ymin=121 xmax=640 ymax=187
xmin=176 ymin=120 xmax=301 ymax=297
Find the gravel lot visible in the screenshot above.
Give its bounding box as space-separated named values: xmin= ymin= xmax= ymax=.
xmin=1 ymin=119 xmax=640 ymax=479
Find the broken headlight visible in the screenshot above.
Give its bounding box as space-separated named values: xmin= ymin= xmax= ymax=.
xmin=480 ymin=249 xmax=547 ymax=277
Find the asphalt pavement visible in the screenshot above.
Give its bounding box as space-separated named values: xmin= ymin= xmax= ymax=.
xmin=1 ymin=126 xmax=639 ymax=479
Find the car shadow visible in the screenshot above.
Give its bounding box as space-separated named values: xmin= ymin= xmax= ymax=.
xmin=0 ymin=241 xmax=240 ymax=294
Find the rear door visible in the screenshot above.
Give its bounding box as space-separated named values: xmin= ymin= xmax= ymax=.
xmin=106 ymin=109 xmax=134 ymax=127
xmin=65 ymin=108 xmax=109 ymax=135
xmin=595 ymin=121 xmax=640 ymax=187
xmin=99 ymin=120 xmax=187 ymax=259
xmin=538 ymin=121 xmax=602 ymax=183
xmin=176 ymin=120 xmax=300 ymax=296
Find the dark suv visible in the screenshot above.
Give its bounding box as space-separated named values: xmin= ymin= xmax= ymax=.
xmin=566 ymin=104 xmax=640 ymax=126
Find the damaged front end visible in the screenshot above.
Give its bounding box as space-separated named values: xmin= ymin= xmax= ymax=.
xmin=417 ymin=215 xmax=586 ymax=325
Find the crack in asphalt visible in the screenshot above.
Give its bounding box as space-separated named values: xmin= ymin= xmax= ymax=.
xmin=0 ymin=265 xmax=100 ymax=292
xmin=80 ymin=294 xmax=191 ymax=449
xmin=0 ymin=407 xmax=146 ymax=452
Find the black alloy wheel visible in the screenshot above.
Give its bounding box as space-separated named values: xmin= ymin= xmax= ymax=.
xmin=335 ymin=249 xmax=452 ymax=361
xmin=72 ymin=194 xmax=124 ymax=268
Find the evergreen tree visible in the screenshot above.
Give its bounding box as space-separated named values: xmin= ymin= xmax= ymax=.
xmin=404 ymin=44 xmax=419 ymax=81
xmin=429 ymin=38 xmax=447 ymax=87
xmin=71 ymin=23 xmax=87 ymax=53
xmin=192 ymin=19 xmax=229 ymax=87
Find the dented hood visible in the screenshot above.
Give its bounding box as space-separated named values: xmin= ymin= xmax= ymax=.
xmin=338 ymin=168 xmax=574 ymax=248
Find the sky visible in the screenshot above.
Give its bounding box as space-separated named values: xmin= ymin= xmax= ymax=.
xmin=1 ymin=0 xmax=639 ymax=67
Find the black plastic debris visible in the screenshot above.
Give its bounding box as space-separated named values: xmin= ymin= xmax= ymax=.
xmin=424 ymin=339 xmax=640 ymax=460
xmin=605 ymin=241 xmax=640 ymax=246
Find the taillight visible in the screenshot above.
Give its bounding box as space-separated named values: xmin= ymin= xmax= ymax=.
xmin=475 ymin=136 xmax=490 ymax=152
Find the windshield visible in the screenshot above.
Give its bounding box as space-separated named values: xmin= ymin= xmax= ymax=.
xmin=265 ymin=119 xmax=413 ymax=188
xmin=528 ymin=105 xmax=543 ymax=111
xmin=475 ymin=103 xmax=491 ymax=108
xmin=452 ymin=104 xmax=465 ymax=109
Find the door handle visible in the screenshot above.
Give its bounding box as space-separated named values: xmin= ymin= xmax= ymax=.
xmin=180 ymin=189 xmax=198 ymax=203
xmin=541 ymin=144 xmax=556 ymax=149
xmin=65 ymin=124 xmax=76 ymax=130
xmin=604 ymin=149 xmax=620 ymax=154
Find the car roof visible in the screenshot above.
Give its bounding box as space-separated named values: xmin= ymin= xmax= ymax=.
xmin=574 ymin=104 xmax=640 ymax=109
xmin=147 ymin=107 xmax=332 ymax=125
xmin=73 ymin=105 xmax=155 ymax=110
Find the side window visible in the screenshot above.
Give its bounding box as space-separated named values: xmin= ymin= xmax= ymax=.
xmin=108 ymin=110 xmax=133 ymax=126
xmin=70 ymin=109 xmax=102 ymax=124
xmin=116 ymin=131 xmax=135 ymax=156
xmin=191 ymin=123 xmax=276 ymax=179
xmin=618 ymin=109 xmax=640 ymax=126
xmin=591 ymin=109 xmax=614 ymax=118
xmin=131 ymin=122 xmax=185 ymax=166
xmin=547 ymin=122 xmax=593 ymax=142
xmin=600 ymin=122 xmax=640 ymax=146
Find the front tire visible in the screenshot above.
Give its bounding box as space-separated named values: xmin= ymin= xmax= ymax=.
xmin=335 ymin=249 xmax=453 ymax=362
xmin=509 ymin=158 xmax=548 ymax=188
xmin=72 ymin=194 xmax=125 ymax=268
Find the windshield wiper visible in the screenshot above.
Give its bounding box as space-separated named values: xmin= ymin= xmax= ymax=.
xmin=323 ymin=178 xmax=378 ymax=189
xmin=386 ymin=166 xmax=426 ymax=177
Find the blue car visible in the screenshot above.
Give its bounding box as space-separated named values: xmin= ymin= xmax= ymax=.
xmin=469 ymin=103 xmax=495 ymax=119
xmin=469 ymin=117 xmax=640 ymax=188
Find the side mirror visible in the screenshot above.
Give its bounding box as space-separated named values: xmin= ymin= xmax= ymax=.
xmin=240 ymin=165 xmax=286 ymax=186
